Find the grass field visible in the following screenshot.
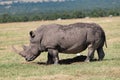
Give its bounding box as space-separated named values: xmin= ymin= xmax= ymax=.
xmin=0 ymin=17 xmax=120 ymax=80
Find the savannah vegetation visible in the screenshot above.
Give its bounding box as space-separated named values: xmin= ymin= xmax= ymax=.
xmin=0 ymin=0 xmax=120 ymax=23
xmin=0 ymin=8 xmax=120 ymax=23
xmin=0 ymin=17 xmax=120 ymax=80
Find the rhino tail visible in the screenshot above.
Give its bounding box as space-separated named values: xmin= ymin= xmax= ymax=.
xmin=104 ymin=34 xmax=107 ymax=48
xmin=104 ymin=40 xmax=107 ymax=48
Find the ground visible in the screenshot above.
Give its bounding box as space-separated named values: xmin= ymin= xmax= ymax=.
xmin=0 ymin=17 xmax=120 ymax=80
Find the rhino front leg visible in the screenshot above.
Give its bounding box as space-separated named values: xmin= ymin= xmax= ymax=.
xmin=47 ymin=49 xmax=59 ymax=64
xmin=47 ymin=52 xmax=54 ymax=64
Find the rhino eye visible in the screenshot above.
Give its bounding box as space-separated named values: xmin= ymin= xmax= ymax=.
xmin=30 ymin=31 xmax=35 ymax=38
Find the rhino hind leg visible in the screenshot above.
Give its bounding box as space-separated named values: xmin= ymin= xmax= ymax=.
xmin=85 ymin=44 xmax=95 ymax=62
xmin=97 ymin=47 xmax=105 ymax=61
xmin=47 ymin=49 xmax=59 ymax=64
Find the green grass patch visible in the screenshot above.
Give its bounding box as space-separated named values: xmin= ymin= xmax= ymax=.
xmin=0 ymin=17 xmax=120 ymax=80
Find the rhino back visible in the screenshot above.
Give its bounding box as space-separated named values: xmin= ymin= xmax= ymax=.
xmin=38 ymin=23 xmax=105 ymax=53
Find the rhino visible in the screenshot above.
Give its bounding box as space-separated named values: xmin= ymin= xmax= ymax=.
xmin=13 ymin=22 xmax=107 ymax=64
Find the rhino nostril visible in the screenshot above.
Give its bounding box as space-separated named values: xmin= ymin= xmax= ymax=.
xmin=25 ymin=58 xmax=30 ymax=61
xmin=25 ymin=57 xmax=33 ymax=61
xmin=25 ymin=58 xmax=28 ymax=61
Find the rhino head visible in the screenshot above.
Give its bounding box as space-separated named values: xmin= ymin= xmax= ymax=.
xmin=13 ymin=31 xmax=41 ymax=61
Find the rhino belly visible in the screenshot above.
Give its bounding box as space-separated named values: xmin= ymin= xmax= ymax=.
xmin=60 ymin=43 xmax=87 ymax=54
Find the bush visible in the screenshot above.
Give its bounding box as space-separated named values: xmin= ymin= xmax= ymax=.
xmin=0 ymin=8 xmax=120 ymax=23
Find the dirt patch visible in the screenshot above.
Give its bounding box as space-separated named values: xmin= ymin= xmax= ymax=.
xmin=41 ymin=74 xmax=75 ymax=80
xmin=16 ymin=74 xmax=89 ymax=80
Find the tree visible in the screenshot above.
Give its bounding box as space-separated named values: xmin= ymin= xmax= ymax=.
xmin=0 ymin=14 xmax=12 ymax=23
xmin=22 ymin=16 xmax=29 ymax=22
xmin=72 ymin=11 xmax=85 ymax=18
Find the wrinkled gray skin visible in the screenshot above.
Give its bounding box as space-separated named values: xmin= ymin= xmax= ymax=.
xmin=13 ymin=23 xmax=107 ymax=64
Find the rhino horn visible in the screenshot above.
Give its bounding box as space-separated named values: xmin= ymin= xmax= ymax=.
xmin=22 ymin=45 xmax=27 ymax=50
xmin=12 ymin=45 xmax=25 ymax=57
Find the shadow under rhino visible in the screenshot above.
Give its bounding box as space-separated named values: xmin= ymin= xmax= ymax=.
xmin=36 ymin=55 xmax=97 ymax=65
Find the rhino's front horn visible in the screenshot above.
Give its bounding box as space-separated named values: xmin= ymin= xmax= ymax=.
xmin=12 ymin=46 xmax=25 ymax=57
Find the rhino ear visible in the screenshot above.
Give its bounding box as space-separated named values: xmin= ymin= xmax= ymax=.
xmin=29 ymin=31 xmax=35 ymax=38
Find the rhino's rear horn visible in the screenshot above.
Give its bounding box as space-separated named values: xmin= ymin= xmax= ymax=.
xmin=22 ymin=45 xmax=28 ymax=50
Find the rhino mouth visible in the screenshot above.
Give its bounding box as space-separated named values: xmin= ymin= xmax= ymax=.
xmin=25 ymin=52 xmax=40 ymax=62
xmin=25 ymin=56 xmax=36 ymax=62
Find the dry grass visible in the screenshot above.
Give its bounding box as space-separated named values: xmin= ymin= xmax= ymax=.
xmin=0 ymin=17 xmax=120 ymax=80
